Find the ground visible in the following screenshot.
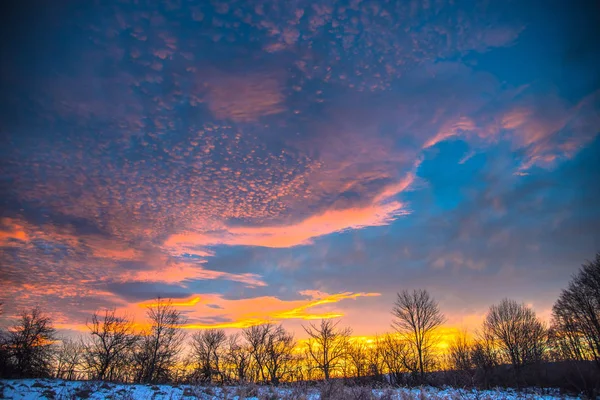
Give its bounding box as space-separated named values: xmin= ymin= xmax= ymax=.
xmin=0 ymin=379 xmax=581 ymax=400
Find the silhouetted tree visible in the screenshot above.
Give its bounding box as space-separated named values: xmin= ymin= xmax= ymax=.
xmin=83 ymin=309 xmax=139 ymax=381
xmin=172 ymin=353 xmax=194 ymax=383
xmin=347 ymin=340 xmax=368 ymax=378
xmin=191 ymin=328 xmax=227 ymax=383
xmin=223 ymin=333 xmax=251 ymax=383
xmin=263 ymin=324 xmax=296 ymax=384
xmin=243 ymin=324 xmax=271 ymax=382
xmin=447 ymin=330 xmax=475 ymax=386
xmin=551 ymin=253 xmax=600 ymax=368
xmin=54 ymin=337 xmax=84 ymax=380
xmin=286 ymin=350 xmax=306 ymax=382
xmin=7 ymin=307 xmax=57 ymax=378
xmin=366 ymin=335 xmax=386 ymax=380
xmin=448 ymin=330 xmax=474 ymax=372
xmin=379 ymin=333 xmax=410 ymax=385
xmin=483 ymin=299 xmax=547 ymax=383
xmin=134 ymin=297 xmax=187 ymax=383
xmin=471 ymin=329 xmax=499 ymax=388
xmin=391 ymin=289 xmax=445 ymax=381
xmin=303 ymin=319 xmax=351 ymax=380
xmin=0 ymin=302 xmax=9 ymax=378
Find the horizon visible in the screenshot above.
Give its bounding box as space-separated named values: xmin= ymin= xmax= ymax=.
xmin=1 ymin=0 xmax=600 ymax=345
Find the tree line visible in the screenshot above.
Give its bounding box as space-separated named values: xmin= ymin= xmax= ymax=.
xmin=0 ymin=253 xmax=599 ymax=394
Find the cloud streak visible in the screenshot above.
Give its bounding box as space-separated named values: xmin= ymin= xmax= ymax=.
xmin=175 ymin=291 xmax=381 ymax=330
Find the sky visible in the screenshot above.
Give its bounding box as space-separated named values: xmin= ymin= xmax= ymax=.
xmin=1 ymin=0 xmax=599 ymax=338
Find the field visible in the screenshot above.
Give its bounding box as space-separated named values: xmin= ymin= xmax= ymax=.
xmin=0 ymin=379 xmax=581 ymax=400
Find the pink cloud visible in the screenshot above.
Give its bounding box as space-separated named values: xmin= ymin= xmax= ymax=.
xmin=423 ymin=117 xmax=477 ymax=149
xmin=122 ymin=262 xmax=266 ymax=287
xmin=165 ymin=196 xmax=408 ymax=250
xmin=502 ymin=89 xmax=600 ymax=170
xmin=0 ymin=217 xmax=267 ymax=312
xmin=418 ymin=87 xmax=600 ymax=171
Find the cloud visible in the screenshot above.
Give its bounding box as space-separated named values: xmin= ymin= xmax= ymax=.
xmin=0 ymin=216 xmax=267 ymax=318
xmin=431 ymin=251 xmax=486 ymax=271
xmin=168 ymin=291 xmax=381 ymax=330
xmin=121 ymin=262 xmax=266 ymax=287
xmin=0 ymin=218 xmax=29 ymax=246
xmin=1 ymin=0 xmax=597 ymax=336
xmin=44 ymin=290 xmax=381 ymax=332
xmin=165 ymin=197 xmax=408 ymax=250
xmin=505 ymin=89 xmax=600 ymax=170
xmin=273 ymin=291 xmax=380 ymax=321
xmin=423 ymin=118 xmax=477 ymax=149
xmin=204 ymin=72 xmax=286 ymax=122
xmin=422 ymin=87 xmax=600 ymax=171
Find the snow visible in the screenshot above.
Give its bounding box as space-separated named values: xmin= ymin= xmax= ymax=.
xmin=0 ymin=379 xmax=581 ymax=400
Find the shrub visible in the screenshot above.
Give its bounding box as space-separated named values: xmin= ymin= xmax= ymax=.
xmin=234 ymin=383 xmax=260 ymax=399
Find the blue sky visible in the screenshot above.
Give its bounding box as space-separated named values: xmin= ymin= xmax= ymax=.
xmin=0 ymin=0 xmax=599 ymax=335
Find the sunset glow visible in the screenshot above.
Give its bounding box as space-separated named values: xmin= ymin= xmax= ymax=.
xmin=1 ymin=0 xmax=599 ymax=356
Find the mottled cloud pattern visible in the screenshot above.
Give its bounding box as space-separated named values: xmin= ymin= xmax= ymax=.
xmin=0 ymin=0 xmax=599 ymax=334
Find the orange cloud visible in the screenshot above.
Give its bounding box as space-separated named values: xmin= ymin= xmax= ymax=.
xmin=141 ymin=296 xmax=202 ymax=308
xmin=275 ymin=292 xmax=380 ymax=320
xmin=0 ymin=218 xmax=30 ymax=246
xmin=164 ymin=170 xmax=416 ymax=252
xmin=52 ymin=291 xmax=378 ymax=333
xmin=166 ymin=200 xmax=406 ymax=250
xmin=130 ymin=291 xmax=383 ymax=330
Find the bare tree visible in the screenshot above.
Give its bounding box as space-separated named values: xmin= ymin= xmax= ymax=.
xmin=243 ymin=324 xmax=271 ymax=382
xmin=551 ymin=253 xmax=600 ymax=368
xmin=483 ymin=299 xmax=547 ymax=380
xmin=223 ymin=333 xmax=251 ymax=383
xmin=366 ymin=335 xmax=386 ymax=380
xmin=548 ymin=317 xmax=594 ymax=365
xmin=471 ymin=329 xmax=499 ymax=388
xmin=134 ymin=297 xmax=187 ymax=383
xmin=83 ymin=309 xmax=139 ymax=381
xmin=263 ymin=324 xmax=296 ymax=384
xmin=379 ymin=333 xmax=410 ymax=385
xmin=7 ymin=307 xmax=57 ymax=378
xmin=303 ymin=319 xmax=351 ymax=380
xmin=172 ymin=353 xmax=194 ymax=383
xmin=0 ymin=302 xmax=10 ymax=378
xmin=54 ymin=337 xmax=84 ymax=380
xmin=391 ymin=289 xmax=445 ymax=381
xmin=448 ymin=330 xmax=473 ymax=372
xmin=346 ymin=340 xmax=368 ymax=378
xmin=286 ymin=351 xmax=306 ymax=382
xmin=446 ymin=330 xmax=475 ymax=386
xmin=191 ymin=329 xmax=227 ymax=383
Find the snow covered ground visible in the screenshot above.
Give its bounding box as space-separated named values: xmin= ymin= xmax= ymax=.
xmin=0 ymin=379 xmax=581 ymax=400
